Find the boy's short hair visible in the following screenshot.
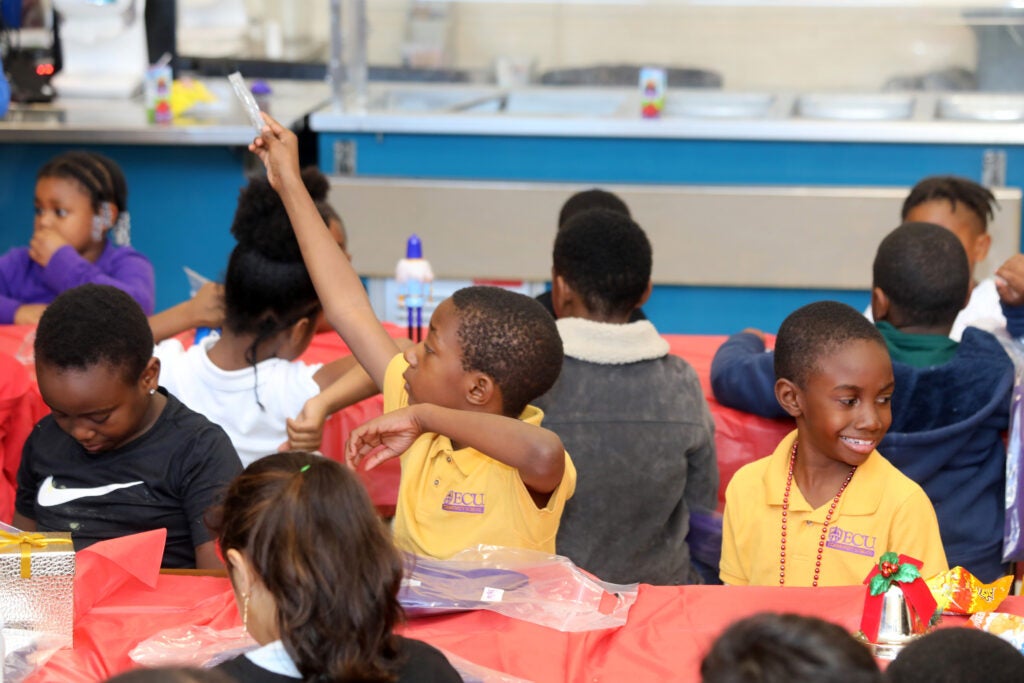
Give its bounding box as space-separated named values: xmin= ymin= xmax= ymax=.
xmin=451 ymin=286 xmax=563 ymax=416
xmin=35 ymin=284 xmax=153 ymax=382
xmin=885 ymin=627 xmax=1024 ymax=683
xmin=774 ymin=301 xmax=885 ymax=388
xmin=553 ymin=209 xmax=652 ymax=317
xmin=873 ymin=222 xmax=970 ymax=328
xmin=558 ymin=188 xmax=631 ymax=230
xmin=901 ymin=175 xmax=998 ymax=232
xmin=700 ymin=612 xmax=881 ymax=683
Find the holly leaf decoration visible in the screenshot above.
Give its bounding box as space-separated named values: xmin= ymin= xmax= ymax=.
xmin=869 ymin=572 xmax=892 ymax=596
xmin=893 ymin=563 xmax=921 ymax=584
xmin=879 ymin=551 xmax=899 ymax=566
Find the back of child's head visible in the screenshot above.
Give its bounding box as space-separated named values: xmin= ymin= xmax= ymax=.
xmin=774 ymin=301 xmax=886 ymax=389
xmin=210 ymin=450 xmax=404 ymax=680
xmin=558 ymin=188 xmax=631 ymax=230
xmin=450 ymin=286 xmax=563 ymax=416
xmin=700 ymin=612 xmax=881 ymax=683
xmin=884 ymin=627 xmax=1024 ymax=683
xmin=873 ymin=222 xmax=970 ymax=329
xmin=901 ymin=176 xmax=997 ymax=232
xmin=35 ymin=284 xmax=152 ymax=383
xmin=553 ymin=208 xmax=652 ymax=317
xmin=225 ymin=174 xmax=321 ymax=339
xmin=38 ymin=150 xmax=128 ymax=215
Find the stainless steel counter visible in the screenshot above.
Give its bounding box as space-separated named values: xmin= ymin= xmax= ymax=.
xmin=0 ymin=79 xmax=330 ymax=146
xmin=310 ymin=85 xmax=1024 ymax=145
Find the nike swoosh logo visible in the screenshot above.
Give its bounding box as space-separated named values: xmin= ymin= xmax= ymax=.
xmin=36 ymin=476 xmax=145 ymax=507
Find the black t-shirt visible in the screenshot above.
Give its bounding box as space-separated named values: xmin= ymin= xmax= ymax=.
xmin=15 ymin=389 xmax=243 ymax=568
xmin=215 ymin=636 xmax=462 ymax=683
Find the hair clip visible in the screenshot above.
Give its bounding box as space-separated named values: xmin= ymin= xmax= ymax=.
xmin=299 ymin=464 xmax=311 ymax=473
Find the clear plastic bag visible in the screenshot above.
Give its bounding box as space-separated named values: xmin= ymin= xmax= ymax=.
xmin=128 ymin=625 xmax=255 ymax=669
xmin=4 ymin=629 xmax=71 ymax=683
xmin=997 ymin=334 xmax=1024 ymax=563
xmin=400 ymin=545 xmax=637 ymax=632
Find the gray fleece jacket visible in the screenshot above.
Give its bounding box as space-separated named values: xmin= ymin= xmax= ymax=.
xmin=534 ymin=318 xmax=718 ymax=585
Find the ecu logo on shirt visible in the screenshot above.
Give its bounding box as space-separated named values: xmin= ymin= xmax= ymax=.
xmin=442 ymin=491 xmax=485 ymax=514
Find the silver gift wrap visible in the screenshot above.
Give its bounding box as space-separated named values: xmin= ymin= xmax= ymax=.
xmin=0 ymin=532 xmax=75 ymax=643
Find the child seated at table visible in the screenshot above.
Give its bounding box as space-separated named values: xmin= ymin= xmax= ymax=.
xmin=249 ymin=114 xmax=575 ymax=560
xmin=152 ymin=172 xmax=357 ymax=466
xmin=534 ymin=208 xmax=717 ymax=585
xmin=13 ymin=284 xmax=242 ymax=569
xmin=0 ymin=151 xmax=155 ymax=325
xmin=884 ymin=627 xmax=1024 ymax=683
xmin=701 ymin=613 xmax=882 ymax=683
xmin=719 ymin=300 xmax=947 ymax=586
xmin=535 ymin=188 xmax=647 ymax=322
xmin=210 ymin=451 xmax=461 ymax=682
xmin=713 ymin=223 xmax=1012 ymax=582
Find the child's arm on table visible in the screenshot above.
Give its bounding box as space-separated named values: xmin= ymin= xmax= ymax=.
xmin=11 ymin=512 xmax=36 ymax=531
xmin=148 ymin=282 xmax=225 ymax=343
xmin=250 ymin=115 xmax=398 ymax=388
xmin=347 ymin=404 xmax=566 ymax=494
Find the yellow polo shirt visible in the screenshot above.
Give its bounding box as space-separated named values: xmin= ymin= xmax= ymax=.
xmin=383 ymin=354 xmax=576 ymax=559
xmin=720 ymin=430 xmax=948 ymax=586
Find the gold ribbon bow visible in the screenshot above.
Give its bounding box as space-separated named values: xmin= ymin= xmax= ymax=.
xmin=0 ymin=530 xmax=72 ymax=578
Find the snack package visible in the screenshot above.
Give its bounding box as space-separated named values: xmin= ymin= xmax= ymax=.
xmin=926 ymin=566 xmax=1012 ymax=615
xmin=970 ymin=611 xmax=1024 ymax=654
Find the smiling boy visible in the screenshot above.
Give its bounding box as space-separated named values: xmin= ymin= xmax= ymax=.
xmin=250 ymin=116 xmax=575 ymax=559
xmin=719 ymin=301 xmax=947 ymax=586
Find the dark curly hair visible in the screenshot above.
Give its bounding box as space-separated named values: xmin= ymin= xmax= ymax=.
xmin=774 ymin=301 xmax=886 ymax=389
xmin=208 ymin=451 xmax=406 ymax=682
xmin=553 ymin=208 xmax=651 ymax=317
xmin=902 ymin=175 xmax=998 ymax=232
xmin=701 ymin=612 xmax=881 ymax=683
xmin=874 ymin=222 xmax=970 ymax=328
xmin=35 ymin=284 xmax=153 ymax=383
xmin=558 ymin=188 xmax=631 ymax=231
xmin=450 ymin=286 xmax=563 ymax=416
xmin=225 ymin=173 xmax=323 ymax=388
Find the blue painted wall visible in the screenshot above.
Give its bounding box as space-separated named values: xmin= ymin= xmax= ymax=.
xmin=319 ymin=132 xmax=1022 ymax=334
xmin=0 ymin=143 xmax=250 ymax=312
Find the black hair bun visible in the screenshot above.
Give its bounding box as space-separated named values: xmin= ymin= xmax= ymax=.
xmin=301 ymin=166 xmax=330 ymax=203
xmin=230 ymin=173 xmax=323 ymax=263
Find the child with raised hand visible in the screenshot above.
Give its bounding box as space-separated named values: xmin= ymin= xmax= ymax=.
xmin=719 ymin=301 xmax=947 ymax=586
xmin=250 ymin=115 xmax=575 ymax=560
xmin=13 ymin=284 xmax=242 ymax=569
xmin=0 ymin=151 xmax=155 ymax=324
xmin=153 ymin=171 xmax=359 ymax=466
xmin=209 ymin=451 xmax=461 ymax=683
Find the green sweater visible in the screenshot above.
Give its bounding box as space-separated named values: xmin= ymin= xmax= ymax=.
xmin=876 ymin=320 xmax=958 ymax=367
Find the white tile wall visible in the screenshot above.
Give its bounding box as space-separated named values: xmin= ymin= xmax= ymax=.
xmin=268 ymin=2 xmax=978 ymax=91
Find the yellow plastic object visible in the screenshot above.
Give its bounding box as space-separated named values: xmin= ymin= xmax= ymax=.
xmin=169 ymin=78 xmax=217 ymax=118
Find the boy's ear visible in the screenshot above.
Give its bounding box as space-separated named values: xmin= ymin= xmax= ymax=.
xmin=973 ymin=232 xmax=992 ymax=266
xmin=774 ymin=378 xmax=804 ymax=418
xmin=637 ymin=279 xmax=653 ymax=308
xmin=870 ymin=286 xmax=890 ymax=322
xmin=551 ymin=273 xmax=579 ymax=319
xmin=465 ymin=372 xmax=497 ymax=409
xmin=140 ymin=357 xmax=160 ymax=393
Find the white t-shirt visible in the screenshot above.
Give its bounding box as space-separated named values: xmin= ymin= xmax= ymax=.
xmin=865 ymin=276 xmax=1005 ymax=342
xmin=154 ymin=333 xmax=322 ymax=467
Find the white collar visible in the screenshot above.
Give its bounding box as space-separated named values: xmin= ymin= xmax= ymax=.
xmin=244 ymin=640 xmax=302 ymax=678
xmin=555 ymin=317 xmax=669 ymax=365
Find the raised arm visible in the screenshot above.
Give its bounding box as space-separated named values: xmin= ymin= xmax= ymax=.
xmin=347 ymin=403 xmax=567 ymax=494
xmin=249 ymin=115 xmax=399 ymax=387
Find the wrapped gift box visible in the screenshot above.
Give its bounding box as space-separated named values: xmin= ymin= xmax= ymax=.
xmin=0 ymin=531 xmax=75 ymax=645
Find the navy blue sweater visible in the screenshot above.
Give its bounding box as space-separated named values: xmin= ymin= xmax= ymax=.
xmin=710 ymin=327 xmax=1013 ymax=582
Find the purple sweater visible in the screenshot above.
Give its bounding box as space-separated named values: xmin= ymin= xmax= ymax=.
xmin=0 ymin=244 xmax=155 ymax=323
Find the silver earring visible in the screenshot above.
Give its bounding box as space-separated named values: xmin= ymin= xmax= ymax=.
xmin=148 ymin=388 xmax=156 ymax=395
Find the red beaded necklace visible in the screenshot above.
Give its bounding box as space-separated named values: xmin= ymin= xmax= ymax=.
xmin=778 ymin=440 xmax=857 ymax=587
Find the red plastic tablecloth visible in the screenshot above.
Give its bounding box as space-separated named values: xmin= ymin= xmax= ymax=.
xmin=25 ymin=572 xmax=1024 ymax=683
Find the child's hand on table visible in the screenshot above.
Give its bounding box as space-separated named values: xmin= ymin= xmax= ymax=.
xmin=282 ymin=395 xmax=328 ymax=453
